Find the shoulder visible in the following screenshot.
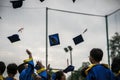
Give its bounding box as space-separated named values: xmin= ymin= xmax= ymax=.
xmin=85 ymin=64 xmax=110 ymax=75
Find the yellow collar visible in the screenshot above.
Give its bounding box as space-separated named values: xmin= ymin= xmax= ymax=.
xmin=85 ymin=64 xmax=96 ymax=75
xmin=85 ymin=63 xmax=109 ymax=75
xmin=37 ymin=68 xmax=46 ymax=74
xmin=0 ymin=75 xmax=4 ymax=80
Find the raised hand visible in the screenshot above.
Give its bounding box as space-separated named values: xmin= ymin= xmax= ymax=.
xmin=26 ymin=49 xmax=32 ymax=58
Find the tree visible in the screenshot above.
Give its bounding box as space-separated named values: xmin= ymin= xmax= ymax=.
xmin=109 ymin=32 xmax=120 ymax=61
xmin=67 ymin=62 xmax=90 ymax=80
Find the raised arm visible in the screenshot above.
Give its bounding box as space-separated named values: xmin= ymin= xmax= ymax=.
xmin=26 ymin=49 xmax=32 ymax=58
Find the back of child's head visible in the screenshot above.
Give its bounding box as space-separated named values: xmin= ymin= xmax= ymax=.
xmin=90 ymin=48 xmax=103 ymax=62
xmin=17 ymin=63 xmax=27 ymax=73
xmin=56 ymin=71 xmax=64 ymax=80
xmin=111 ymin=56 xmax=120 ymax=74
xmin=55 ymin=71 xmax=65 ymax=80
xmin=7 ymin=63 xmax=17 ymax=75
xmin=0 ymin=61 xmax=6 ymax=75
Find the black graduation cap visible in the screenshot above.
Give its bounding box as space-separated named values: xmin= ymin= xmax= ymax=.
xmin=73 ymin=0 xmax=76 ymax=3
xmin=63 ymin=65 xmax=75 ymax=73
xmin=10 ymin=0 xmax=24 ymax=9
xmin=40 ymin=0 xmax=44 ymax=2
xmin=49 ymin=33 xmax=60 ymax=46
xmin=73 ymin=34 xmax=84 ymax=45
xmin=7 ymin=34 xmax=20 ymax=43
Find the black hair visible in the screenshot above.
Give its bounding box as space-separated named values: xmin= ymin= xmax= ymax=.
xmin=0 ymin=61 xmax=6 ymax=74
xmin=17 ymin=63 xmax=26 ymax=73
xmin=55 ymin=71 xmax=64 ymax=80
xmin=111 ymin=56 xmax=120 ymax=73
xmin=7 ymin=63 xmax=17 ymax=75
xmin=90 ymin=48 xmax=103 ymax=62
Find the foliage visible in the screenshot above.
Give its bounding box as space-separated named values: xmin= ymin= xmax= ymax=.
xmin=109 ymin=32 xmax=120 ymax=60
xmin=67 ymin=62 xmax=90 ymax=80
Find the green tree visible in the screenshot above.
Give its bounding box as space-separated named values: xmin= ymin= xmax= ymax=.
xmin=109 ymin=32 xmax=120 ymax=61
xmin=67 ymin=62 xmax=90 ymax=80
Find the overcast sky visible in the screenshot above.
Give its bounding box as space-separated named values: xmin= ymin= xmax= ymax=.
xmin=0 ymin=0 xmax=120 ymax=79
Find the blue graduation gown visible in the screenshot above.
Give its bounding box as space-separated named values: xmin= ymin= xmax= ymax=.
xmin=37 ymin=68 xmax=48 ymax=80
xmin=86 ymin=64 xmax=115 ymax=80
xmin=19 ymin=58 xmax=34 ymax=80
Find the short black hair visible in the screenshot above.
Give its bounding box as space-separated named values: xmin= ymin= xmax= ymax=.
xmin=0 ymin=61 xmax=6 ymax=74
xmin=55 ymin=71 xmax=64 ymax=80
xmin=90 ymin=48 xmax=103 ymax=62
xmin=7 ymin=63 xmax=17 ymax=75
xmin=111 ymin=56 xmax=120 ymax=73
xmin=17 ymin=63 xmax=26 ymax=73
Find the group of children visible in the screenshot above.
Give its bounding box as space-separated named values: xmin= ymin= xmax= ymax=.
xmin=0 ymin=49 xmax=66 ymax=80
xmin=0 ymin=48 xmax=120 ymax=80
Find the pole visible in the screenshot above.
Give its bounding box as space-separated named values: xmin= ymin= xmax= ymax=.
xmin=46 ymin=7 xmax=48 ymax=68
xmin=70 ymin=51 xmax=73 ymax=65
xmin=70 ymin=50 xmax=73 ymax=80
xmin=105 ymin=15 xmax=110 ymax=66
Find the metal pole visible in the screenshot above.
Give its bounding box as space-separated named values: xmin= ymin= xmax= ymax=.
xmin=70 ymin=51 xmax=73 ymax=65
xmin=46 ymin=7 xmax=48 ymax=68
xmin=105 ymin=15 xmax=110 ymax=66
xmin=70 ymin=50 xmax=73 ymax=80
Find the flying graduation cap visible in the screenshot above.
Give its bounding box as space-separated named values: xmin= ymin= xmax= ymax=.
xmin=63 ymin=65 xmax=75 ymax=73
xmin=73 ymin=28 xmax=87 ymax=45
xmin=40 ymin=0 xmax=44 ymax=2
xmin=7 ymin=34 xmax=20 ymax=43
xmin=73 ymin=0 xmax=76 ymax=3
xmin=73 ymin=34 xmax=84 ymax=45
xmin=10 ymin=0 xmax=24 ymax=9
xmin=49 ymin=33 xmax=60 ymax=46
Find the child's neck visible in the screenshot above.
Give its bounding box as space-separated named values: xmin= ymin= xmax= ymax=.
xmin=92 ymin=61 xmax=100 ymax=64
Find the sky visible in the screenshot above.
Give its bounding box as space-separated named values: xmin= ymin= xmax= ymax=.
xmin=0 ymin=0 xmax=120 ymax=79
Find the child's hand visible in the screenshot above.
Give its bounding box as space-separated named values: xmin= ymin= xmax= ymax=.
xmin=36 ymin=61 xmax=44 ymax=68
xmin=26 ymin=49 xmax=32 ymax=58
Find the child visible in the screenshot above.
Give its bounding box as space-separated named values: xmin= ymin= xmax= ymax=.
xmin=35 ymin=61 xmax=48 ymax=80
xmin=6 ymin=63 xmax=17 ymax=80
xmin=111 ymin=56 xmax=120 ymax=80
xmin=0 ymin=61 xmax=6 ymax=80
xmin=17 ymin=49 xmax=35 ymax=80
xmin=85 ymin=48 xmax=115 ymax=80
xmin=52 ymin=70 xmax=66 ymax=80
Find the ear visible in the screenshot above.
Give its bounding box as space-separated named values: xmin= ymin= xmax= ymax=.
xmin=89 ymin=56 xmax=95 ymax=64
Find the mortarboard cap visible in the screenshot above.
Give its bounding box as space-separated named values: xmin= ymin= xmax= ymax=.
xmin=73 ymin=0 xmax=76 ymax=3
xmin=10 ymin=0 xmax=24 ymax=9
xmin=73 ymin=34 xmax=84 ymax=45
xmin=63 ymin=65 xmax=75 ymax=73
xmin=7 ymin=34 xmax=20 ymax=43
xmin=40 ymin=0 xmax=44 ymax=2
xmin=49 ymin=33 xmax=60 ymax=46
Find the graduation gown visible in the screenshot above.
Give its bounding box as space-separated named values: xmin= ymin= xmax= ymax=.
xmin=19 ymin=58 xmax=34 ymax=80
xmin=85 ymin=64 xmax=115 ymax=80
xmin=37 ymin=68 xmax=48 ymax=80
